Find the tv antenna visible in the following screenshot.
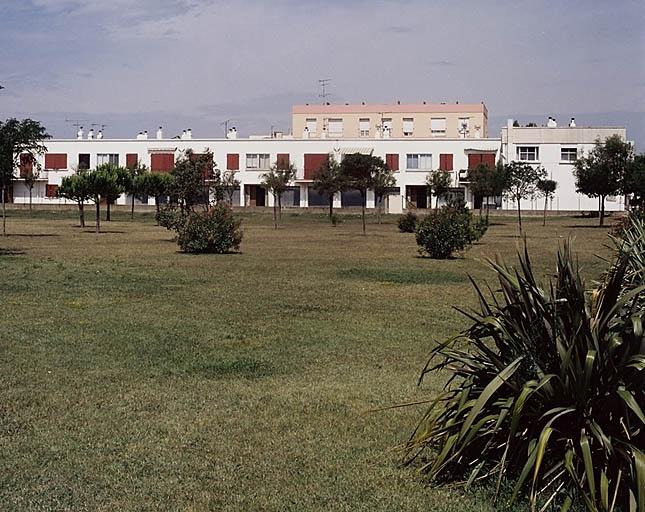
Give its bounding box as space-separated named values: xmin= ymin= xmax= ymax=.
xmin=92 ymin=123 xmax=108 ymax=132
xmin=318 ymin=78 xmax=331 ymax=103
xmin=65 ymin=118 xmax=88 ymax=134
xmin=221 ymin=119 xmax=231 ymax=137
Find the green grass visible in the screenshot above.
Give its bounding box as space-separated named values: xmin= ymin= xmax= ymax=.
xmin=0 ymin=207 xmax=617 ymax=510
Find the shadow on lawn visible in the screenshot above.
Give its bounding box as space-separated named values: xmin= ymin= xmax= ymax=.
xmin=4 ymin=233 xmax=59 ymax=237
xmin=0 ymin=248 xmax=26 ymax=256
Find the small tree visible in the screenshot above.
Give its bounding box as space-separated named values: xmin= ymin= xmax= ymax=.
xmin=261 ymin=160 xmax=297 ymax=229
xmin=104 ymin=166 xmax=129 ymax=221
xmin=624 ymin=154 xmax=645 ymax=211
xmin=125 ymin=160 xmax=148 ymax=219
xmin=57 ymin=171 xmax=92 ymax=227
xmin=574 ymin=134 xmax=633 ymax=226
xmin=503 ymin=161 xmax=546 ymax=233
xmin=138 ymin=172 xmax=174 ymax=221
xmin=426 ymin=170 xmax=452 ymax=210
xmin=339 ymin=153 xmax=388 ymax=235
xmin=536 ymin=179 xmax=557 ymax=226
xmin=467 ymin=162 xmax=508 ymax=219
xmin=20 ymin=154 xmax=41 ymax=214
xmin=373 ymin=168 xmax=397 ymax=223
xmin=222 ymin=171 xmax=241 ymax=205
xmin=170 ymin=149 xmax=218 ymax=214
xmin=312 ymin=155 xmax=344 ymax=223
xmin=86 ymin=164 xmax=123 ymax=233
xmin=0 ymin=118 xmax=50 ymax=236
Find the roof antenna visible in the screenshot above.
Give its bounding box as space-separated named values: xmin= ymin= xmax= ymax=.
xmin=221 ymin=119 xmax=231 ymax=138
xmin=318 ymin=78 xmax=331 ymax=104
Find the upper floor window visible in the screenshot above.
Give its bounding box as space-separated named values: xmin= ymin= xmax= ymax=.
xmin=403 ymin=118 xmax=414 ymax=136
xmin=407 ymin=154 xmax=432 ymax=170
xmin=246 ymin=153 xmax=270 ymax=170
xmin=431 ymin=118 xmax=446 ymax=136
xmin=517 ymin=146 xmax=539 ymax=161
xmin=97 ymin=153 xmax=119 ymax=166
xmin=359 ymin=118 xmax=370 ymax=137
xmin=328 ymin=118 xmax=343 ymax=136
xmin=561 ymin=147 xmax=577 ymax=162
xmin=305 ymin=118 xmax=317 ymax=135
xmin=458 ymin=117 xmax=470 ymax=138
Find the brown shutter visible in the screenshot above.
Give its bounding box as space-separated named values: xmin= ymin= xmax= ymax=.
xmin=227 ymin=153 xmax=239 ymax=170
xmin=45 ymin=154 xmax=55 ymax=169
xmin=45 ymin=153 xmax=67 ymax=169
xmin=481 ymin=153 xmax=496 ymax=168
xmin=468 ymin=154 xmax=483 ymax=169
xmin=386 ymin=153 xmax=399 ymax=171
xmin=46 ymin=184 xmax=58 ymax=197
xmin=276 ymin=153 xmax=290 ymax=168
xmin=151 ymin=153 xmax=174 ymax=173
xmin=20 ymin=154 xmax=33 ymax=177
xmin=304 ymin=154 xmax=328 ymax=179
xmin=439 ymin=154 xmax=453 ymax=171
xmin=126 ymin=153 xmax=138 ymax=168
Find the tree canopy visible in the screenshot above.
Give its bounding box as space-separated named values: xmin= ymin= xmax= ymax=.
xmin=426 ymin=170 xmax=452 ymax=209
xmin=312 ymin=155 xmax=344 ymax=222
xmin=261 ymin=160 xmax=297 ymax=229
xmin=503 ymin=161 xmax=546 ymax=233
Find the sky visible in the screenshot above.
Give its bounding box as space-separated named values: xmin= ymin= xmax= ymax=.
xmin=1 ymin=0 xmax=644 ymax=146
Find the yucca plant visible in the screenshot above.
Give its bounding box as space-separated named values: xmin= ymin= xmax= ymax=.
xmin=403 ymin=231 xmax=645 ymax=511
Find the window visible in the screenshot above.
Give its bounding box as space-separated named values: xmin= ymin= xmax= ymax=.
xmin=439 ymin=154 xmax=453 ymax=171
xmin=385 ymin=154 xmax=399 ymax=171
xmin=97 ymin=153 xmax=119 ymax=166
xmin=406 ymin=154 xmax=432 ymax=170
xmin=359 ymin=118 xmax=370 ymax=137
xmin=227 ymin=153 xmax=239 ymax=170
xmin=246 ymin=153 xmax=270 ymax=169
xmin=328 ymin=118 xmax=343 ymax=136
xmin=151 ymin=153 xmax=174 ymax=173
xmin=46 ymin=184 xmax=58 ymax=197
xmin=381 ymin=118 xmax=392 ymax=132
xmin=431 ymin=118 xmax=446 ymax=136
xmin=403 ymin=118 xmax=414 ymax=136
xmin=44 ymin=153 xmax=67 ymax=170
xmin=561 ymin=147 xmax=577 ymax=162
xmin=517 ymin=146 xmax=539 ymax=161
xmin=305 ymin=118 xmax=317 ymax=135
xmin=458 ymin=117 xmax=470 ymax=137
xmin=78 ymin=154 xmax=90 ymax=170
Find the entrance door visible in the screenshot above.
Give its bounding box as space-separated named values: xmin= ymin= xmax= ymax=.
xmin=248 ymin=185 xmax=266 ymax=207
xmin=407 ymin=186 xmax=428 ymax=209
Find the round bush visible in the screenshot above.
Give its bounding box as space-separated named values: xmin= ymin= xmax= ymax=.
xmin=177 ymin=203 xmax=243 ymax=254
xmin=156 ymin=204 xmax=184 ymax=231
xmin=415 ymin=203 xmax=474 ymax=259
xmin=397 ymin=211 xmax=419 ymax=233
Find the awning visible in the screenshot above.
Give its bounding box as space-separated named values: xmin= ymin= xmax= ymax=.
xmin=337 ymin=147 xmax=374 ymax=155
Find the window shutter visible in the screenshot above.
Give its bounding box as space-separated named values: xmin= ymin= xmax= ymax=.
xmin=227 ymin=153 xmax=239 ymax=170
xmin=386 ymin=154 xmax=399 ymax=171
xmin=482 ymin=154 xmax=496 ymax=168
xmin=151 ymin=153 xmax=174 ymax=173
xmin=402 ymin=118 xmax=414 ymax=134
xmin=20 ymin=154 xmax=33 ymax=177
xmin=46 ymin=184 xmax=58 ymax=197
xmin=304 ymin=154 xmax=328 ymax=179
xmin=277 ymin=153 xmax=290 ymax=168
xmin=439 ymin=154 xmax=453 ymax=171
xmin=45 ymin=153 xmax=67 ymax=170
xmin=126 ymin=153 xmax=138 ymax=168
xmin=468 ymin=154 xmax=482 ymax=169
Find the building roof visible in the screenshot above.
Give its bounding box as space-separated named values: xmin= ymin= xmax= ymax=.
xmin=292 ymin=103 xmax=488 ymax=116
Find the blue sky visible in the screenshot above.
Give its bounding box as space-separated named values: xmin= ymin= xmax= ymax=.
xmin=1 ymin=0 xmax=644 ymax=143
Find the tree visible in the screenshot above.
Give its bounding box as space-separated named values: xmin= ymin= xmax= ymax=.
xmin=467 ymin=162 xmax=508 ymax=219
xmin=104 ymin=166 xmax=129 ymax=221
xmin=573 ymin=135 xmax=634 ymax=226
xmin=312 ymin=155 xmax=345 ymax=223
xmin=138 ymin=172 xmax=174 ymax=221
xmin=373 ymin=167 xmax=397 ymax=223
xmin=261 ymin=160 xmax=297 ymax=229
xmin=86 ymin=164 xmax=122 ymax=233
xmin=624 ymin=153 xmax=645 ymax=210
xmin=21 ymin=154 xmax=40 ymax=214
xmin=57 ymin=171 xmax=92 ymax=227
xmin=125 ymin=160 xmax=149 ymax=219
xmin=339 ymin=153 xmax=388 ymax=235
xmin=426 ymin=170 xmax=452 ymax=210
xmin=536 ymin=179 xmax=557 ymax=226
xmin=222 ymin=171 xmax=241 ymax=205
xmin=503 ymin=161 xmax=546 ymax=233
xmin=0 ymin=118 xmax=50 ymax=236
xmin=171 ymin=149 xmax=217 ymax=213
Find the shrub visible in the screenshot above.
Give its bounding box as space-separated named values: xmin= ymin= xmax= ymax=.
xmin=156 ymin=204 xmax=184 ymax=231
xmin=398 ymin=211 xmax=419 ymax=233
xmin=400 ymin=238 xmax=645 ymax=511
xmin=471 ymin=216 xmax=489 ymax=242
xmin=176 ymin=203 xmax=243 ymax=254
xmin=415 ymin=200 xmax=475 ymax=258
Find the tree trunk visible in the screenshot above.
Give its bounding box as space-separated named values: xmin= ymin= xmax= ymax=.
xmin=106 ymin=201 xmax=111 ymax=221
xmin=485 ymin=200 xmax=490 ymax=223
xmin=543 ymin=196 xmax=548 ymax=226
xmin=78 ymin=201 xmax=85 ymax=228
xmin=95 ymin=201 xmax=100 ymax=234
xmin=29 ymin=187 xmax=32 ymax=214
xmin=2 ymin=185 xmax=6 ymax=237
xmin=435 ymin=194 xmax=440 ymax=210
xmin=131 ymin=193 xmax=135 ymax=220
xmin=517 ymin=197 xmax=523 ymax=234
xmin=273 ymin=193 xmax=277 ymax=230
xmin=361 ymin=193 xmax=366 ymax=235
xmin=600 ymin=195 xmax=605 ymax=227
xmin=329 ymin=199 xmax=333 ymax=223
xmin=377 ymin=203 xmax=382 ymax=224
xmin=278 ymin=194 xmax=282 ymax=221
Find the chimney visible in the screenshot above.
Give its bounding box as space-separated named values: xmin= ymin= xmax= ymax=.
xmin=156 ymin=126 xmax=163 ymax=139
xmin=423 ymin=101 xmax=426 ymax=104
xmin=77 ymin=126 xmax=84 ymax=140
xmin=569 ymin=117 xmax=576 ymax=127
xmin=361 ymin=101 xmax=365 ymax=105
xmin=186 ymin=128 xmax=192 ymax=139
xmin=397 ymin=100 xmax=400 ymax=104
xmin=97 ymin=130 xmax=103 ymax=140
xmin=143 ymin=130 xmax=148 ymax=139
xmin=181 ymin=129 xmax=187 ymax=140
xmin=87 ymin=128 xmax=94 ymax=140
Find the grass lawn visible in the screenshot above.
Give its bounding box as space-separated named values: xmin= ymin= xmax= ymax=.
xmin=0 ymin=208 xmax=617 ymax=511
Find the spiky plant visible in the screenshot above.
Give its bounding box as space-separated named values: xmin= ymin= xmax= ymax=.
xmin=403 ymin=233 xmax=645 ymax=511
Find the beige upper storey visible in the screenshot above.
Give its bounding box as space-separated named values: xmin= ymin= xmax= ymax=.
xmin=292 ymin=102 xmax=488 ymax=139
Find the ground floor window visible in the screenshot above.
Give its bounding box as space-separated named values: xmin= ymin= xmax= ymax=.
xmin=308 ymin=187 xmax=330 ymax=206
xmin=280 ymin=187 xmax=300 ymax=207
xmin=341 ymin=190 xmax=363 ymax=207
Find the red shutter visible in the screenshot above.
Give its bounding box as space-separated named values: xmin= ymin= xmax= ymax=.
xmin=276 ymin=153 xmax=290 ymax=168
xmin=481 ymin=153 xmax=496 ymax=168
xmin=227 ymin=153 xmax=239 ymax=170
xmin=20 ymin=154 xmax=33 ymax=177
xmin=151 ymin=153 xmax=174 ymax=173
xmin=46 ymin=184 xmax=58 ymax=198
xmin=45 ymin=153 xmax=67 ymax=170
xmin=468 ymin=154 xmax=483 ymax=169
xmin=439 ymin=154 xmax=453 ymax=171
xmin=304 ymin=154 xmax=328 ymax=179
xmin=385 ymin=153 xmax=399 ymax=171
xmin=126 ymin=153 xmax=138 ymax=168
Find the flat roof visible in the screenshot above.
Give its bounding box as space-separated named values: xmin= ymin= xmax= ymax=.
xmin=292 ymin=103 xmax=488 ymax=115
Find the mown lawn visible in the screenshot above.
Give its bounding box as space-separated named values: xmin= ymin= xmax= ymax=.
xmin=0 ymin=208 xmax=616 ymax=511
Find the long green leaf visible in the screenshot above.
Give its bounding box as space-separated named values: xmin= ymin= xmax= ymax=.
xmin=580 ymin=433 xmax=596 ymax=500
xmin=634 ymin=448 xmax=645 ymax=512
xmin=617 ymin=390 xmax=645 ymax=426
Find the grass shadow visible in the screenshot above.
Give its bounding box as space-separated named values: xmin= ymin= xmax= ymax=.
xmin=338 ymin=267 xmax=467 ymax=285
